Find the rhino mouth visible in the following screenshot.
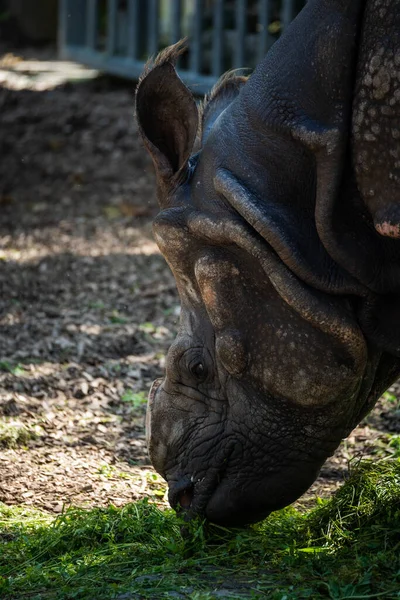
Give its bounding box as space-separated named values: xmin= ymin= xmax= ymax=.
xmin=169 ymin=475 xmax=219 ymax=517
xmin=169 ymin=478 xmax=195 ymax=511
xmin=178 ymin=485 xmax=194 ymax=508
xmin=168 ymin=440 xmax=236 ymax=518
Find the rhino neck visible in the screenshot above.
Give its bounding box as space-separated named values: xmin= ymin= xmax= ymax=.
xmin=240 ymin=0 xmax=364 ymax=139
xmin=214 ymin=0 xmax=400 ymax=359
xmin=213 ymin=0 xmax=365 ymax=298
xmin=326 ymin=0 xmax=400 ymax=355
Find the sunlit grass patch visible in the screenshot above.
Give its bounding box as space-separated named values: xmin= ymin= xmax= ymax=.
xmin=388 ymin=435 xmax=400 ymax=457
xmin=120 ymin=389 xmax=148 ymax=409
xmin=0 ymin=360 xmax=26 ymax=376
xmin=306 ymin=460 xmax=400 ymax=541
xmin=0 ymin=460 xmax=399 ymax=599
xmin=382 ymin=390 xmax=400 ymax=408
xmin=0 ymin=420 xmax=37 ymax=448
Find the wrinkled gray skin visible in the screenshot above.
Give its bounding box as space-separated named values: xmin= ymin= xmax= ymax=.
xmin=136 ymin=0 xmax=400 ymax=526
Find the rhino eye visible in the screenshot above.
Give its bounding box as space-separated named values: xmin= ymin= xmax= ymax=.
xmin=190 ymin=361 xmax=206 ymax=381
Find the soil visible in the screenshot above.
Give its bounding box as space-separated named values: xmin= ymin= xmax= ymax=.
xmin=0 ymin=47 xmax=399 ymax=516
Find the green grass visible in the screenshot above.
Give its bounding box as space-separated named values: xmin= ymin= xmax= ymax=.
xmin=120 ymin=389 xmax=148 ymax=409
xmin=0 ymin=421 xmax=36 ymax=448
xmin=0 ymin=360 xmax=26 ymax=376
xmin=382 ymin=391 xmax=399 ymax=408
xmin=388 ymin=436 xmax=400 ymax=457
xmin=108 ymin=310 xmax=129 ymax=325
xmin=0 ymin=460 xmax=399 ymax=600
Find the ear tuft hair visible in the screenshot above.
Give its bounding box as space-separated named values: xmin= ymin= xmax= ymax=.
xmin=198 ymin=70 xmax=249 ymax=144
xmin=202 ymin=70 xmax=249 ymax=109
xmin=138 ymin=38 xmax=188 ymax=86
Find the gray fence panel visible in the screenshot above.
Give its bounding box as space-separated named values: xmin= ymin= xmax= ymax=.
xmin=59 ymin=0 xmax=86 ymax=47
xmin=86 ymin=0 xmax=97 ymax=50
xmin=107 ymin=0 xmax=117 ymax=56
xmin=170 ymin=0 xmax=182 ymax=44
xmin=59 ymin=0 xmax=307 ymax=95
xmin=127 ymin=0 xmax=140 ymax=60
xmin=258 ymin=0 xmax=272 ymax=61
xmin=189 ymin=0 xmax=203 ymax=74
xmin=212 ymin=0 xmax=224 ymax=79
xmin=147 ymin=0 xmax=159 ymax=56
xmin=234 ymin=0 xmax=247 ymax=69
xmin=281 ymin=0 xmax=296 ymax=29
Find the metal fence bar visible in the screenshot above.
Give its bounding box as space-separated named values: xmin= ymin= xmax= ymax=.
xmin=86 ymin=0 xmax=97 ymax=50
xmin=189 ymin=0 xmax=202 ymax=74
xmin=60 ymin=0 xmax=308 ymax=95
xmin=212 ymin=0 xmax=224 ymax=78
xmin=127 ymin=0 xmax=140 ymax=59
xmin=258 ymin=0 xmax=271 ymax=62
xmin=281 ymin=0 xmax=296 ymax=30
xmin=235 ymin=0 xmax=247 ymax=69
xmin=147 ymin=0 xmax=159 ymax=56
xmin=58 ymin=0 xmax=68 ymax=51
xmin=107 ymin=0 xmax=117 ymax=56
xmin=170 ymin=0 xmax=181 ymax=44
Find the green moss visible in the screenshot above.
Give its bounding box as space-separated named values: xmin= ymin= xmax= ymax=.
xmin=0 ymin=460 xmax=399 ymax=599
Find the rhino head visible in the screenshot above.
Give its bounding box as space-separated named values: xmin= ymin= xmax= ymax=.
xmin=136 ymin=0 xmax=400 ymax=525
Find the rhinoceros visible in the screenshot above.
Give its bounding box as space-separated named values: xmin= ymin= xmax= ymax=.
xmin=135 ymin=0 xmax=400 ymax=525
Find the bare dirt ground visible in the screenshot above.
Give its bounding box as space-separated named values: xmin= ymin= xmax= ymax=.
xmin=0 ymin=47 xmax=399 ymax=516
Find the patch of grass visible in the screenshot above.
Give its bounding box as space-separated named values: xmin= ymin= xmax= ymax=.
xmin=138 ymin=322 xmax=173 ymax=344
xmin=88 ymin=300 xmax=105 ymax=310
xmin=145 ymin=471 xmax=167 ymax=498
xmin=370 ymin=433 xmax=400 ymax=459
xmin=382 ymin=391 xmax=399 ymax=406
xmin=0 ymin=361 xmax=25 ymax=376
xmin=388 ymin=435 xmax=400 ymax=458
xmin=0 ymin=421 xmax=36 ymax=448
xmin=0 ymin=460 xmax=399 ymax=599
xmin=121 ymin=389 xmax=147 ymax=409
xmin=96 ymin=464 xmax=116 ymax=478
xmin=139 ymin=321 xmax=157 ymax=333
xmin=108 ymin=310 xmax=129 ymax=324
xmin=96 ymin=465 xmax=133 ymax=481
xmin=382 ymin=391 xmax=400 ymax=415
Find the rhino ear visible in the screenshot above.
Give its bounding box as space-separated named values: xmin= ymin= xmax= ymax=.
xmin=201 ymin=74 xmax=247 ymax=145
xmin=136 ymin=55 xmax=198 ymax=185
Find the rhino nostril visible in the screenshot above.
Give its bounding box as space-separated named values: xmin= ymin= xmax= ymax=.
xmin=178 ymin=485 xmax=194 ymax=509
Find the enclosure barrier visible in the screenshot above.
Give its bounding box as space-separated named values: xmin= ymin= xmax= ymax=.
xmin=59 ymin=0 xmax=306 ymax=95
